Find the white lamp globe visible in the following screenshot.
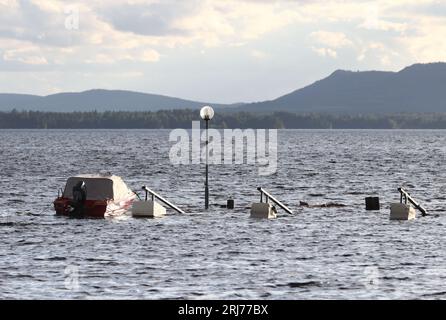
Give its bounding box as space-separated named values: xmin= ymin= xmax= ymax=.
xmin=200 ymin=106 xmax=214 ymax=120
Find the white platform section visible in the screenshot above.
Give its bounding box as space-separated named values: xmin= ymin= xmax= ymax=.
xmin=250 ymin=202 xmax=277 ymax=219
xmin=132 ymin=200 xmax=166 ymax=218
xmin=390 ymin=203 xmax=416 ymax=220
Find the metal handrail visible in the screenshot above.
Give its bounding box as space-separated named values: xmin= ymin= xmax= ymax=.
xmin=257 ymin=187 xmax=293 ymax=214
xmin=398 ymin=187 xmax=427 ymax=216
xmin=142 ymin=186 xmax=185 ymax=214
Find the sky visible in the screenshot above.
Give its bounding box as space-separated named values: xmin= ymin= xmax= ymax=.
xmin=0 ymin=0 xmax=446 ymax=103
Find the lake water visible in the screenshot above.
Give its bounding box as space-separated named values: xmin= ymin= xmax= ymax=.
xmin=0 ymin=129 xmax=445 ymax=299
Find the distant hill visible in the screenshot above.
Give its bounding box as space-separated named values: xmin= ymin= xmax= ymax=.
xmin=242 ymin=62 xmax=446 ymax=113
xmin=1 ymin=63 xmax=446 ymax=113
xmin=0 ymin=89 xmax=236 ymax=112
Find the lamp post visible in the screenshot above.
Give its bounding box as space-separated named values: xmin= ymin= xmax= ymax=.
xmin=200 ymin=106 xmax=214 ymax=210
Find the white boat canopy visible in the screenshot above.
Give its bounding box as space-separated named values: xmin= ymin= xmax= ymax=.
xmin=62 ymin=174 xmax=134 ymax=201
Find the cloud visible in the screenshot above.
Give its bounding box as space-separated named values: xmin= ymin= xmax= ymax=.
xmin=357 ymin=42 xmax=399 ymax=66
xmin=398 ymin=16 xmax=446 ymax=63
xmin=140 ymin=49 xmax=160 ymax=62
xmin=310 ymin=31 xmax=352 ymax=59
xmin=92 ymin=0 xmax=307 ymax=47
xmin=3 ymin=46 xmax=48 ymax=65
xmin=96 ymin=1 xmax=194 ymax=36
xmin=312 ymin=47 xmax=337 ymax=58
xmin=0 ymin=0 xmax=445 ymax=99
xmin=358 ymin=5 xmax=408 ymax=33
xmin=0 ymin=0 xmax=83 ymax=47
xmin=250 ymin=49 xmax=268 ymax=60
xmin=310 ymin=31 xmax=353 ymax=48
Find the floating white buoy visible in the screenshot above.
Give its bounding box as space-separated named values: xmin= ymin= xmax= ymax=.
xmin=250 ymin=203 xmax=277 ymax=219
xmin=390 ymin=203 xmax=416 ymax=220
xmin=132 ymin=200 xmax=166 ymax=218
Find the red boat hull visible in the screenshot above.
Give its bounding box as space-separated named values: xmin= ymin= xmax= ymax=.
xmin=54 ymin=196 xmax=135 ymax=218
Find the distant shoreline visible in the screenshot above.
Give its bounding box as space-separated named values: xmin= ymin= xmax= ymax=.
xmin=2 ymin=110 xmax=446 ymax=129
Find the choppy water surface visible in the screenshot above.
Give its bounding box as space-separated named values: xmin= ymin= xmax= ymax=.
xmin=0 ymin=129 xmax=444 ymax=299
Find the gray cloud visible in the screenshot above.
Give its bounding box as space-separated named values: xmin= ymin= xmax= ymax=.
xmin=403 ymin=1 xmax=446 ymax=18
xmin=0 ymin=0 xmax=66 ymax=45
xmin=0 ymin=0 xmax=445 ymax=102
xmin=0 ymin=0 xmax=99 ymax=47
xmin=97 ymin=1 xmax=197 ymax=36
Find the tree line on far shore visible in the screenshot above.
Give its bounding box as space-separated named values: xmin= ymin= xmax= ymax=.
xmin=2 ymin=109 xmax=446 ymax=129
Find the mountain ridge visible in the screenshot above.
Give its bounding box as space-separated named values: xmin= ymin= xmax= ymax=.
xmin=1 ymin=62 xmax=445 ymax=113
xmin=241 ymin=62 xmax=446 ymax=113
xmin=0 ymin=89 xmax=237 ymax=112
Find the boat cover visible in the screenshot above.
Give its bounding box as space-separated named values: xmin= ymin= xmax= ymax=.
xmin=62 ymin=175 xmax=134 ymax=201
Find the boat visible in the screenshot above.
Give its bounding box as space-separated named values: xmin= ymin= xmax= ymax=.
xmin=53 ymin=174 xmax=137 ymax=218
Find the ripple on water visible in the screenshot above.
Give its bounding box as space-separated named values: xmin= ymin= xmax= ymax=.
xmin=0 ymin=129 xmax=445 ymax=299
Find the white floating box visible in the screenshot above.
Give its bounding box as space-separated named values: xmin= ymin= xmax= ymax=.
xmin=250 ymin=203 xmax=277 ymax=219
xmin=390 ymin=203 xmax=416 ymax=220
xmin=132 ymin=200 xmax=166 ymax=218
